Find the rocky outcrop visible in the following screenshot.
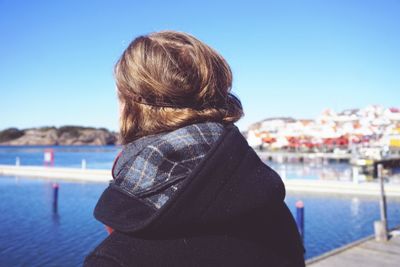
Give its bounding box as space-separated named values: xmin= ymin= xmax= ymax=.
xmin=0 ymin=126 xmax=119 ymax=146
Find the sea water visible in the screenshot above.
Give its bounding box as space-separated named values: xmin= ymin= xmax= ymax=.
xmin=0 ymin=146 xmax=399 ymax=266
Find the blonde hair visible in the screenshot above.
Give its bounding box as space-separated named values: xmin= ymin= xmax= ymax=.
xmin=115 ymin=31 xmax=243 ymax=144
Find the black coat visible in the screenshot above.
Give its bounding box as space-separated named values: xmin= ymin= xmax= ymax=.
xmin=84 ymin=125 xmax=305 ymax=267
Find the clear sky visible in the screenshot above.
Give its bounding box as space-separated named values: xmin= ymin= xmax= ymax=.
xmin=0 ymin=0 xmax=399 ymax=131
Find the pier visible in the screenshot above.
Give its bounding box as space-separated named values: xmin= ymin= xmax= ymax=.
xmin=0 ymin=165 xmax=111 ymax=183
xmin=257 ymin=151 xmax=351 ymax=163
xmin=307 ymin=229 xmax=400 ymax=266
xmin=283 ymin=179 xmax=400 ymax=197
xmin=1 ymin=165 xmax=400 ymax=196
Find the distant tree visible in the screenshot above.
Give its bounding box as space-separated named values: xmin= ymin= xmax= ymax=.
xmin=38 ymin=126 xmax=57 ymax=131
xmin=57 ymin=125 xmax=107 ymax=138
xmin=57 ymin=126 xmax=82 ymax=138
xmin=0 ymin=128 xmax=25 ymax=142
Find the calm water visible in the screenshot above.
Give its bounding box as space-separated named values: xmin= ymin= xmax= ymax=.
xmin=0 ymin=176 xmax=107 ymax=267
xmin=286 ymin=194 xmax=400 ymax=258
xmin=0 ymin=145 xmax=120 ymax=169
xmin=0 ymin=146 xmax=400 ymax=266
xmin=0 ymin=145 xmax=352 ymax=180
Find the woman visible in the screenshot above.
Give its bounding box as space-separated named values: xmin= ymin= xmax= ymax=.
xmin=84 ymin=31 xmax=304 ymax=267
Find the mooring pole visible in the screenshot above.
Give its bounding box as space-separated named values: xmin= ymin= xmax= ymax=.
xmin=53 ymin=183 xmax=59 ymax=213
xmin=378 ymin=164 xmax=388 ymax=228
xmin=296 ymin=200 xmax=304 ymax=241
xmin=374 ymin=164 xmax=388 ymax=241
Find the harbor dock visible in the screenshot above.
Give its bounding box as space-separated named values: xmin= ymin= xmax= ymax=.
xmin=283 ymin=179 xmax=400 ymax=197
xmin=1 ymin=165 xmax=400 ymax=196
xmin=257 ymin=151 xmax=352 ymax=162
xmin=307 ymin=230 xmax=400 ymax=266
xmin=0 ymin=165 xmax=111 ymax=183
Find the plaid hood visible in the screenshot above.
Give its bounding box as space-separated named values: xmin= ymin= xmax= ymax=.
xmin=94 ymin=124 xmax=288 ymax=238
xmin=111 ymin=122 xmax=224 ymax=209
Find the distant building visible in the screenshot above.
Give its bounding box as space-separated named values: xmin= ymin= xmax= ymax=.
xmin=246 ymin=105 xmax=400 ymax=153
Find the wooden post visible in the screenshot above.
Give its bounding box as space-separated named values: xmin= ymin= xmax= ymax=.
xmin=374 ymin=164 xmax=388 ymax=241
xmin=378 ymin=164 xmax=388 ymax=229
xmin=53 ymin=183 xmax=59 ymax=213
xmin=296 ymin=201 xmax=304 ymax=241
xmin=81 ymin=159 xmax=87 ymax=169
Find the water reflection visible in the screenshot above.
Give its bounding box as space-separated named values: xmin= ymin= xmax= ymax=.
xmin=350 ymin=197 xmax=360 ymax=217
xmin=52 ymin=212 xmax=60 ymax=225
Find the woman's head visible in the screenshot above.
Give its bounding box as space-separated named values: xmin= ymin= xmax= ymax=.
xmin=115 ymin=31 xmax=243 ymax=144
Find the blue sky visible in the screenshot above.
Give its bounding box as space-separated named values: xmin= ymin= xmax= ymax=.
xmin=0 ymin=0 xmax=399 ymax=131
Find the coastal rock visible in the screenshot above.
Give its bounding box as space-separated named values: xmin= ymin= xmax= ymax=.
xmin=57 ymin=128 xmax=117 ymax=145
xmin=4 ymin=128 xmax=58 ymax=146
xmin=0 ymin=126 xmax=119 ymax=146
